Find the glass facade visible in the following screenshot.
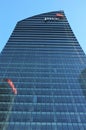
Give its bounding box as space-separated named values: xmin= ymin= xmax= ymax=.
xmin=0 ymin=11 xmax=86 ymax=129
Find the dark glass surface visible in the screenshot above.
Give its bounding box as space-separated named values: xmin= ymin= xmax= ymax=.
xmin=0 ymin=82 xmax=15 ymax=130
xmin=0 ymin=11 xmax=86 ymax=129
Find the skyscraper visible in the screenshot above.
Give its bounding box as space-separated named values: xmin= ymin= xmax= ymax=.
xmin=0 ymin=11 xmax=86 ymax=130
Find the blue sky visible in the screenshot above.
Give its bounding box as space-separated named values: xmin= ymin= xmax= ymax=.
xmin=0 ymin=0 xmax=86 ymax=53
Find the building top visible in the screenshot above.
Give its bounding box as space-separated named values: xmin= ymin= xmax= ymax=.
xmin=18 ymin=11 xmax=65 ymax=23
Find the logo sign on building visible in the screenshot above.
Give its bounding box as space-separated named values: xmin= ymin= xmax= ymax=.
xmin=44 ymin=13 xmax=64 ymax=22
xmin=56 ymin=13 xmax=64 ymax=17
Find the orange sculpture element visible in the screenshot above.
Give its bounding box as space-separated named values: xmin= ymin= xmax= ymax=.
xmin=6 ymin=79 xmax=17 ymax=94
xmin=56 ymin=13 xmax=64 ymax=17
